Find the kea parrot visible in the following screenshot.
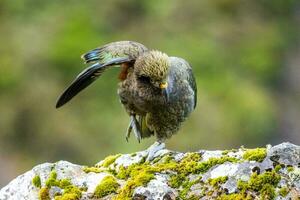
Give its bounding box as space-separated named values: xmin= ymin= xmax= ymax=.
xmin=56 ymin=41 xmax=197 ymax=157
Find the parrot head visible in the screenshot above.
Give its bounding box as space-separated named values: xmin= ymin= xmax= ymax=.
xmin=135 ymin=50 xmax=170 ymax=101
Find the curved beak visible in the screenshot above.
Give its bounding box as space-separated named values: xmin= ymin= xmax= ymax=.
xmin=160 ymin=82 xmax=169 ymax=103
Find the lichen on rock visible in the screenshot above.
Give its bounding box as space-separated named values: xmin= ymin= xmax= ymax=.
xmin=0 ymin=142 xmax=299 ymax=200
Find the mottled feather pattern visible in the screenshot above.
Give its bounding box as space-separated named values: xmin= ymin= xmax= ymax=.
xmin=56 ymin=41 xmax=197 ymax=142
xmin=81 ymin=41 xmax=148 ymax=64
xmin=56 ymin=41 xmax=147 ymax=108
xmin=135 ymin=51 xmax=169 ymax=81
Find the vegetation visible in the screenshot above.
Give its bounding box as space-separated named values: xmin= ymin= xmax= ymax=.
xmin=32 ymin=175 xmax=41 ymax=188
xmin=36 ymin=170 xmax=83 ymax=200
xmin=237 ymin=170 xmax=281 ymax=200
xmin=243 ymin=148 xmax=267 ymax=162
xmin=94 ymin=176 xmax=119 ymax=198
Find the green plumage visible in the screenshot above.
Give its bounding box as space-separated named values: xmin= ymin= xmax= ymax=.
xmin=56 ymin=41 xmax=197 ymax=142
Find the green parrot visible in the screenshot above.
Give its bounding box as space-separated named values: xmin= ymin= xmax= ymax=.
xmin=56 ymin=41 xmax=197 ymax=154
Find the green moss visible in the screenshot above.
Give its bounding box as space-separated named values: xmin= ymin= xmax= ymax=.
xmin=177 ymin=153 xmax=202 ymax=175
xmin=39 ymin=170 xmax=82 ymax=200
xmin=278 ymin=187 xmax=289 ymax=197
xmin=179 ymin=177 xmax=201 ymax=199
xmin=161 ymin=154 xmax=175 ymax=163
xmin=116 ymin=164 xmax=155 ymax=199
xmin=54 ymin=193 xmax=79 ymax=200
xmin=217 ymin=193 xmax=252 ymax=200
xmin=219 ymin=170 xmax=280 ymax=200
xmin=287 ymin=166 xmax=294 ymax=172
xmin=116 ymin=172 xmax=154 ymax=200
xmin=114 ymin=153 xmax=241 ymax=199
xmin=54 ymin=182 xmax=82 ymax=200
xmin=274 ymin=165 xmax=282 ymax=172
xmin=260 ymin=183 xmax=276 ymax=199
xmin=221 ymin=149 xmax=238 ymax=155
xmin=208 ymin=176 xmax=228 ymax=187
xmin=248 ymin=171 xmax=280 ymax=191
xmin=45 ymin=170 xmax=59 ymax=187
xmin=59 ymin=179 xmax=72 ymax=188
xmin=101 ymin=154 xmax=121 ymax=168
xmin=32 ymin=175 xmax=41 ymax=188
xmin=243 ymin=148 xmax=267 ymax=162
xmin=54 ymin=186 xmax=81 ymax=200
xmin=169 ymin=174 xmax=186 ymax=188
xmin=187 ymin=194 xmax=201 ymax=200
xmin=237 ymin=170 xmax=280 ymax=200
xmin=39 ymin=187 xmax=50 ymax=200
xmin=83 ymin=154 xmax=121 ymax=174
xmin=114 ymin=155 xmax=178 ymax=199
xmin=131 ymin=153 xmax=137 ymax=156
xmin=83 ymin=166 xmax=103 ymax=173
xmin=65 ymin=152 xmax=242 ymax=199
xmin=94 ymin=176 xmax=119 ymax=198
xmin=116 ymin=165 xmax=128 ymax=179
xmin=222 ymin=150 xmax=231 ymax=155
xmin=196 ymin=156 xmax=239 ymax=174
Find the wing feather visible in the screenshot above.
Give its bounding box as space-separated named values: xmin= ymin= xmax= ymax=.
xmin=56 ymin=57 xmax=132 ymax=108
xmin=56 ymin=41 xmax=148 ymax=108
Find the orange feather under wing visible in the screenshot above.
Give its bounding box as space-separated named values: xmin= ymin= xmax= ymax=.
xmin=119 ymin=63 xmax=131 ymax=81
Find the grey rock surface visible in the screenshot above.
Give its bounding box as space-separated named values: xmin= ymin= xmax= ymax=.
xmin=0 ymin=142 xmax=299 ymax=200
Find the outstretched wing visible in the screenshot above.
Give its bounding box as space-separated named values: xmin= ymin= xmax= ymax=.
xmin=56 ymin=57 xmax=132 ymax=108
xmin=56 ymin=41 xmax=148 ymax=108
xmin=81 ymin=41 xmax=148 ymax=64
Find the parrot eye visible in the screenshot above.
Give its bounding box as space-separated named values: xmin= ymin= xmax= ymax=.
xmin=138 ymin=75 xmax=151 ymax=83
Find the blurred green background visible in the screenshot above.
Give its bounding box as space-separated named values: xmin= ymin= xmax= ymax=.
xmin=0 ymin=0 xmax=299 ymax=186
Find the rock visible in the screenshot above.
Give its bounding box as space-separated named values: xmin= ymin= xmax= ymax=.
xmin=0 ymin=143 xmax=300 ymax=200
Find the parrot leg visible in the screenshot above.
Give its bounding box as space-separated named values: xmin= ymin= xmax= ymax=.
xmin=130 ymin=115 xmax=142 ymax=143
xmin=146 ymin=141 xmax=166 ymax=161
xmin=125 ymin=117 xmax=134 ymax=142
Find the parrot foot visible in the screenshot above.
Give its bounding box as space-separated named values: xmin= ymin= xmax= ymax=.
xmin=146 ymin=142 xmax=166 ymax=161
xmin=125 ymin=117 xmax=133 ymax=142
xmin=125 ymin=115 xmax=142 ymax=143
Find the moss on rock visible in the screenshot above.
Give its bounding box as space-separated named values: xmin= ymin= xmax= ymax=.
xmin=100 ymin=154 xmax=121 ymax=168
xmin=115 ymin=163 xmax=156 ymax=199
xmin=217 ymin=193 xmax=252 ymax=200
xmin=278 ymin=187 xmax=289 ymax=197
xmin=30 ymin=144 xmax=298 ymax=200
xmin=287 ymin=166 xmax=294 ymax=172
xmin=38 ymin=170 xmax=83 ymax=200
xmin=237 ymin=170 xmax=281 ymax=200
xmin=243 ymin=148 xmax=267 ymax=162
xmin=39 ymin=187 xmax=50 ymax=200
xmin=45 ymin=171 xmax=59 ymax=188
xmin=208 ymin=176 xmax=228 ymax=187
xmin=83 ymin=166 xmax=103 ymax=173
xmin=32 ymin=175 xmax=41 ymax=188
xmin=94 ymin=176 xmax=119 ymax=198
xmin=196 ymin=156 xmax=239 ymax=173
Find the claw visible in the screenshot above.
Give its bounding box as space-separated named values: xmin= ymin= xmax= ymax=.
xmin=131 ymin=116 xmax=142 ymax=143
xmin=125 ymin=115 xmax=142 ymax=143
xmin=125 ymin=118 xmax=134 ymax=142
